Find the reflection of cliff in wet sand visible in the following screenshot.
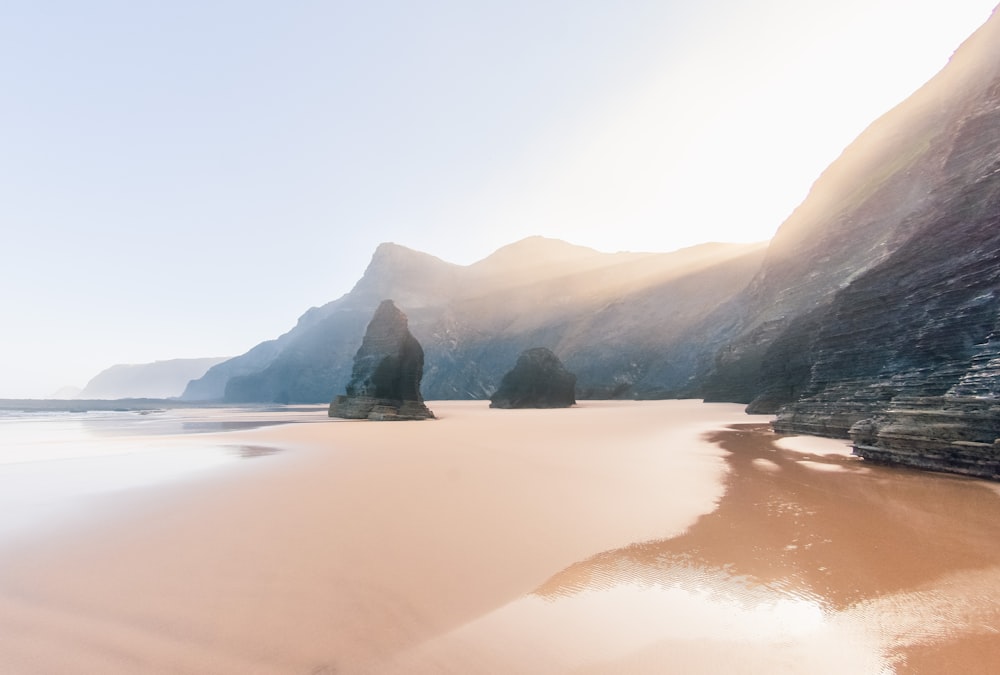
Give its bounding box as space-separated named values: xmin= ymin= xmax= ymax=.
xmin=528 ymin=425 xmax=1000 ymax=674
xmin=353 ymin=419 xmax=1000 ymax=674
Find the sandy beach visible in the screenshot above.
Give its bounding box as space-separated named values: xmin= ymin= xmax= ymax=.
xmin=1 ymin=401 xmax=999 ymax=674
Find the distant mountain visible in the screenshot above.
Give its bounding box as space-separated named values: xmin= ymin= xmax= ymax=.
xmin=80 ymin=357 xmax=229 ymax=400
xmin=49 ymin=385 xmax=82 ymax=399
xmin=183 ymin=237 xmax=766 ymax=403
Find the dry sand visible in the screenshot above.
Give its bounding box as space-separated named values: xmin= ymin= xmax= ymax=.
xmin=1 ymin=401 xmax=998 ymax=674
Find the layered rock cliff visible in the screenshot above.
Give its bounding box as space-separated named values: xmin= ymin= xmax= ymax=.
xmin=754 ymin=8 xmax=1000 ymax=478
xmin=702 ymin=5 xmax=1000 ymax=412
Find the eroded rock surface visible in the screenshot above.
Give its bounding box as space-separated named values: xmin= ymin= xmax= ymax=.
xmin=847 ymin=398 xmax=1000 ymax=479
xmin=329 ymin=300 xmax=434 ymax=420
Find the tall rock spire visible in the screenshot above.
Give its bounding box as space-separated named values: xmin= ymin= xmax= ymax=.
xmin=329 ymin=300 xmax=435 ymax=420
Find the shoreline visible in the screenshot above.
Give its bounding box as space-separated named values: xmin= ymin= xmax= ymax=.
xmin=1 ymin=401 xmax=998 ymax=673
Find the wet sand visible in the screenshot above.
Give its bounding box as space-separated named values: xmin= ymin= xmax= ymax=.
xmin=382 ymin=423 xmax=1000 ymax=674
xmin=1 ymin=401 xmax=998 ymax=673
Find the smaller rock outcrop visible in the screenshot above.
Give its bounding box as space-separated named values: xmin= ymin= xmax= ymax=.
xmin=329 ymin=299 xmax=434 ymax=420
xmin=490 ymin=348 xmax=576 ymax=409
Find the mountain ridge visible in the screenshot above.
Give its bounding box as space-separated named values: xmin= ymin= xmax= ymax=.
xmin=183 ymin=237 xmax=766 ymax=403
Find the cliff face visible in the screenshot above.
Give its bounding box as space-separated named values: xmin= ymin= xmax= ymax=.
xmin=183 ymin=238 xmax=765 ymax=404
xmin=769 ymin=155 xmax=1000 ymax=474
xmin=771 ymin=170 xmax=1000 ymax=423
xmin=753 ymin=8 xmax=1000 ymax=478
xmin=702 ymin=6 xmax=1000 ymax=409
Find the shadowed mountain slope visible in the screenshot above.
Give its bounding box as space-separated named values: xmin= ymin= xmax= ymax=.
xmin=183 ymin=238 xmax=766 ymax=403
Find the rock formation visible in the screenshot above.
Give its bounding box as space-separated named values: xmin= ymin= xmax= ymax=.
xmin=328 ymin=299 xmax=434 ymax=420
xmin=490 ymin=348 xmax=576 ymax=409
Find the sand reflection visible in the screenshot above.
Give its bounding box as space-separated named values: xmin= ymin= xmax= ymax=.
xmin=528 ymin=424 xmax=1000 ymax=673
xmin=392 ymin=423 xmax=1000 ymax=674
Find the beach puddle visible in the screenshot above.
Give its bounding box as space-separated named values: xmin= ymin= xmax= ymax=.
xmin=230 ymin=444 xmax=284 ymax=459
xmin=77 ymin=411 xmax=315 ymax=437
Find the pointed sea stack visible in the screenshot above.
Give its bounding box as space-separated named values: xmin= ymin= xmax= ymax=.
xmin=329 ymin=299 xmax=435 ymax=420
xmin=490 ymin=347 xmax=576 ymax=409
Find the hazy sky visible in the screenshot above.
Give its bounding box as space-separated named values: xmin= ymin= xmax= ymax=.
xmin=1 ymin=0 xmax=996 ymax=397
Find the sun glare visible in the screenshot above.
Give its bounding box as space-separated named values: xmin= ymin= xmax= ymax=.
xmin=471 ymin=0 xmax=998 ymax=257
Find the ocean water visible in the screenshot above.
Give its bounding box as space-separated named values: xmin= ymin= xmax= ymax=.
xmin=0 ymin=407 xmax=319 ymax=543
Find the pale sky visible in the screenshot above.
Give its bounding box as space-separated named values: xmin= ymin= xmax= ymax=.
xmin=1 ymin=0 xmax=996 ymax=397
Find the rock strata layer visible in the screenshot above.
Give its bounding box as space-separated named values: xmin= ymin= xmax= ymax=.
xmin=848 ymin=398 xmax=1000 ymax=479
xmin=329 ymin=300 xmax=434 ymax=420
xmin=490 ymin=348 xmax=576 ymax=409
